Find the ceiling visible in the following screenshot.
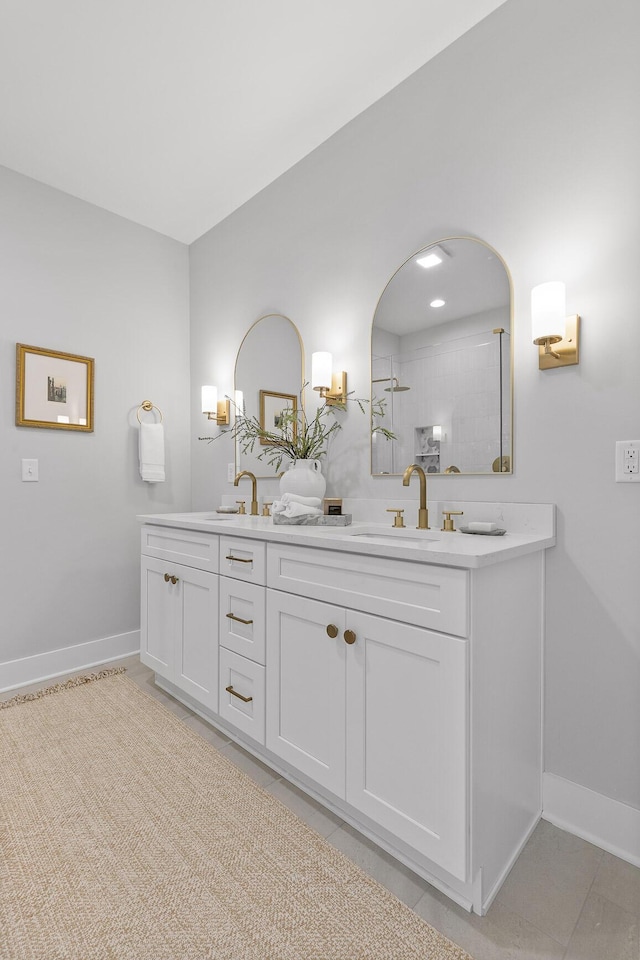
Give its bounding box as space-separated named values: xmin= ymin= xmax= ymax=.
xmin=375 ymin=239 xmax=510 ymax=336
xmin=0 ymin=0 xmax=507 ymax=244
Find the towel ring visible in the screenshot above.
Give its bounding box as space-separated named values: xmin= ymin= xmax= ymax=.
xmin=137 ymin=400 xmax=163 ymax=423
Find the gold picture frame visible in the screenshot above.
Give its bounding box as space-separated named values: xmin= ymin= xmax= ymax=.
xmin=259 ymin=390 xmax=297 ymax=446
xmin=16 ymin=343 xmax=95 ymax=432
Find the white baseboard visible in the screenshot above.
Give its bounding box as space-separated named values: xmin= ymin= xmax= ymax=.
xmin=0 ymin=631 xmax=140 ymax=693
xmin=543 ymin=772 xmax=640 ymax=868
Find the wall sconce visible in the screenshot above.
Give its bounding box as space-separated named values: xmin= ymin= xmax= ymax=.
xmin=201 ymin=385 xmax=230 ymax=425
xmin=311 ymin=352 xmax=348 ymax=406
xmin=531 ymin=281 xmax=580 ymax=369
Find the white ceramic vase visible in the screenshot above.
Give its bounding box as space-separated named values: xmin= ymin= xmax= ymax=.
xmin=279 ymin=459 xmax=326 ymax=500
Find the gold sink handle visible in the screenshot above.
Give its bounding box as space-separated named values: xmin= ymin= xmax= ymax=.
xmin=441 ymin=510 xmax=463 ymax=532
xmin=386 ymin=508 xmax=406 ymax=528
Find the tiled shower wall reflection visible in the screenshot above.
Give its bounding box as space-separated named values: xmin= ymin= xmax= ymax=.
xmin=372 ymin=330 xmax=511 ymax=475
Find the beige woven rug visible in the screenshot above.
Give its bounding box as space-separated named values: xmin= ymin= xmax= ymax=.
xmin=0 ymin=669 xmax=473 ymax=960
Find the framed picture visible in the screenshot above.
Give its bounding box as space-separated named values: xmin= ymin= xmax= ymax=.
xmin=259 ymin=390 xmax=297 ymax=446
xmin=16 ymin=343 xmax=95 ymax=432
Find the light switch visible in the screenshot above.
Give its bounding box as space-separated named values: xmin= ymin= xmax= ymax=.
xmin=22 ymin=459 xmax=39 ymax=482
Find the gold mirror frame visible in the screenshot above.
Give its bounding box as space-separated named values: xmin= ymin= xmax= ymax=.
xmin=370 ymin=236 xmax=513 ymax=477
xmin=16 ymin=343 xmax=94 ymax=432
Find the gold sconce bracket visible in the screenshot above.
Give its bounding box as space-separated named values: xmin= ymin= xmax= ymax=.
xmin=535 ymin=315 xmax=580 ymax=369
xmin=318 ymin=371 xmax=347 ymax=407
xmin=205 ymin=399 xmax=230 ymax=425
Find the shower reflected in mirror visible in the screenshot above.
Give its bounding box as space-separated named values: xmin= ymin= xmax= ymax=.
xmin=371 ymin=237 xmax=512 ymax=476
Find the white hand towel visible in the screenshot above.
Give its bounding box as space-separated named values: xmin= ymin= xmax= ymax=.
xmin=139 ymin=422 xmax=165 ymax=482
xmin=280 ymin=492 xmax=322 ymax=508
xmin=272 ymin=498 xmax=323 ymax=518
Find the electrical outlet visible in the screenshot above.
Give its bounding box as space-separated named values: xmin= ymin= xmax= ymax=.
xmin=615 ymin=441 xmax=640 ymax=482
xmin=227 ymin=462 xmax=236 ymax=483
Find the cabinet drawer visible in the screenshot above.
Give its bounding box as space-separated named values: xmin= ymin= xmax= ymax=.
xmin=219 ymin=536 xmax=267 ymax=584
xmin=219 ymin=648 xmax=265 ymax=744
xmin=219 ymin=577 xmax=266 ymax=664
xmin=267 ymin=543 xmax=468 ymax=637
xmin=141 ymin=524 xmax=219 ymax=573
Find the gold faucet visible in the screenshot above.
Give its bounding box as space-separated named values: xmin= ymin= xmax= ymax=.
xmin=402 ymin=463 xmax=429 ymax=529
xmin=234 ymin=471 xmax=259 ymax=516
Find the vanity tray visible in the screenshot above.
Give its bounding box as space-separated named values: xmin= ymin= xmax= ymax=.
xmin=459 ymin=526 xmax=506 ymax=536
xmin=273 ymin=514 xmax=352 ymax=527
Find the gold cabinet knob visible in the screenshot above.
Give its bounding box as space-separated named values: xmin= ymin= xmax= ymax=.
xmin=326 ymin=624 xmax=339 ymax=639
xmin=344 ymin=629 xmax=356 ymax=645
xmin=164 ymin=573 xmax=171 ymax=582
xmin=170 ymin=575 xmax=179 ymax=584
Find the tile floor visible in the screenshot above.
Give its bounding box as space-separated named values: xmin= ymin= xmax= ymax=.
xmin=4 ymin=655 xmax=639 ymax=960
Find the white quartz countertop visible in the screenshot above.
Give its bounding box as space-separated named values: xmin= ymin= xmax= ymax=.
xmin=137 ymin=511 xmax=556 ymax=569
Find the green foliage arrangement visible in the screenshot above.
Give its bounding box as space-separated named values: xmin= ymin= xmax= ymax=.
xmin=199 ymin=384 xmax=394 ymax=473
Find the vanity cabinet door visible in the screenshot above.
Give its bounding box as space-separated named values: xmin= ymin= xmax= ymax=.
xmin=266 ymin=592 xmax=347 ymax=796
xmin=345 ymin=612 xmax=468 ymax=881
xmin=141 ymin=555 xmax=176 ymax=677
xmin=140 ymin=555 xmax=219 ymax=712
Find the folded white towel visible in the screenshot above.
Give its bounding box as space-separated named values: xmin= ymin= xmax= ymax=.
xmin=272 ymin=498 xmax=323 ymax=519
xmin=280 ymin=492 xmax=322 ymax=508
xmin=139 ymin=422 xmax=165 ymax=482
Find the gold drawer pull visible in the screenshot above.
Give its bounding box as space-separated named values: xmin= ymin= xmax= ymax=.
xmin=225 ymin=554 xmax=253 ymax=564
xmin=344 ymin=629 xmax=356 ymax=645
xmin=226 ymin=612 xmax=254 ymax=625
xmin=225 ymin=685 xmax=253 ymax=703
xmin=163 ymin=573 xmax=179 ymax=584
xmin=326 ymin=624 xmax=339 ymax=638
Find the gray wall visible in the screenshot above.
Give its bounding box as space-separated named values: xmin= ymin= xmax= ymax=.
xmin=1 ymin=166 xmax=191 ymax=672
xmin=190 ymin=0 xmax=640 ymax=813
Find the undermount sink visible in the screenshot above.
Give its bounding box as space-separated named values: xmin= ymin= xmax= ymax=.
xmin=347 ymin=526 xmax=441 ymax=545
xmin=169 ymin=512 xmax=241 ymax=521
xmin=351 ymin=532 xmax=437 ymax=542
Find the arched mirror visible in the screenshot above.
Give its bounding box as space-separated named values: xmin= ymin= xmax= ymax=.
xmin=234 ymin=314 xmax=304 ymax=478
xmin=371 ymin=237 xmax=512 ymax=476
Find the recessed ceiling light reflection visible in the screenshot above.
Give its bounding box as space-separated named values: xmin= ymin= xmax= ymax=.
xmin=430 ymin=299 xmax=445 ymax=308
xmin=416 ymin=252 xmax=442 ymax=269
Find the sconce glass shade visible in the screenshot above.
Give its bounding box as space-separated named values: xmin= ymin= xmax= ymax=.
xmin=311 ymin=352 xmax=332 ymax=391
xmin=531 ymin=281 xmax=566 ymax=343
xmin=201 ymin=385 xmax=217 ymax=414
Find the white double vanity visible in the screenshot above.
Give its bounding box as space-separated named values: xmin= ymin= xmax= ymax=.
xmin=139 ymin=502 xmax=554 ymax=914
